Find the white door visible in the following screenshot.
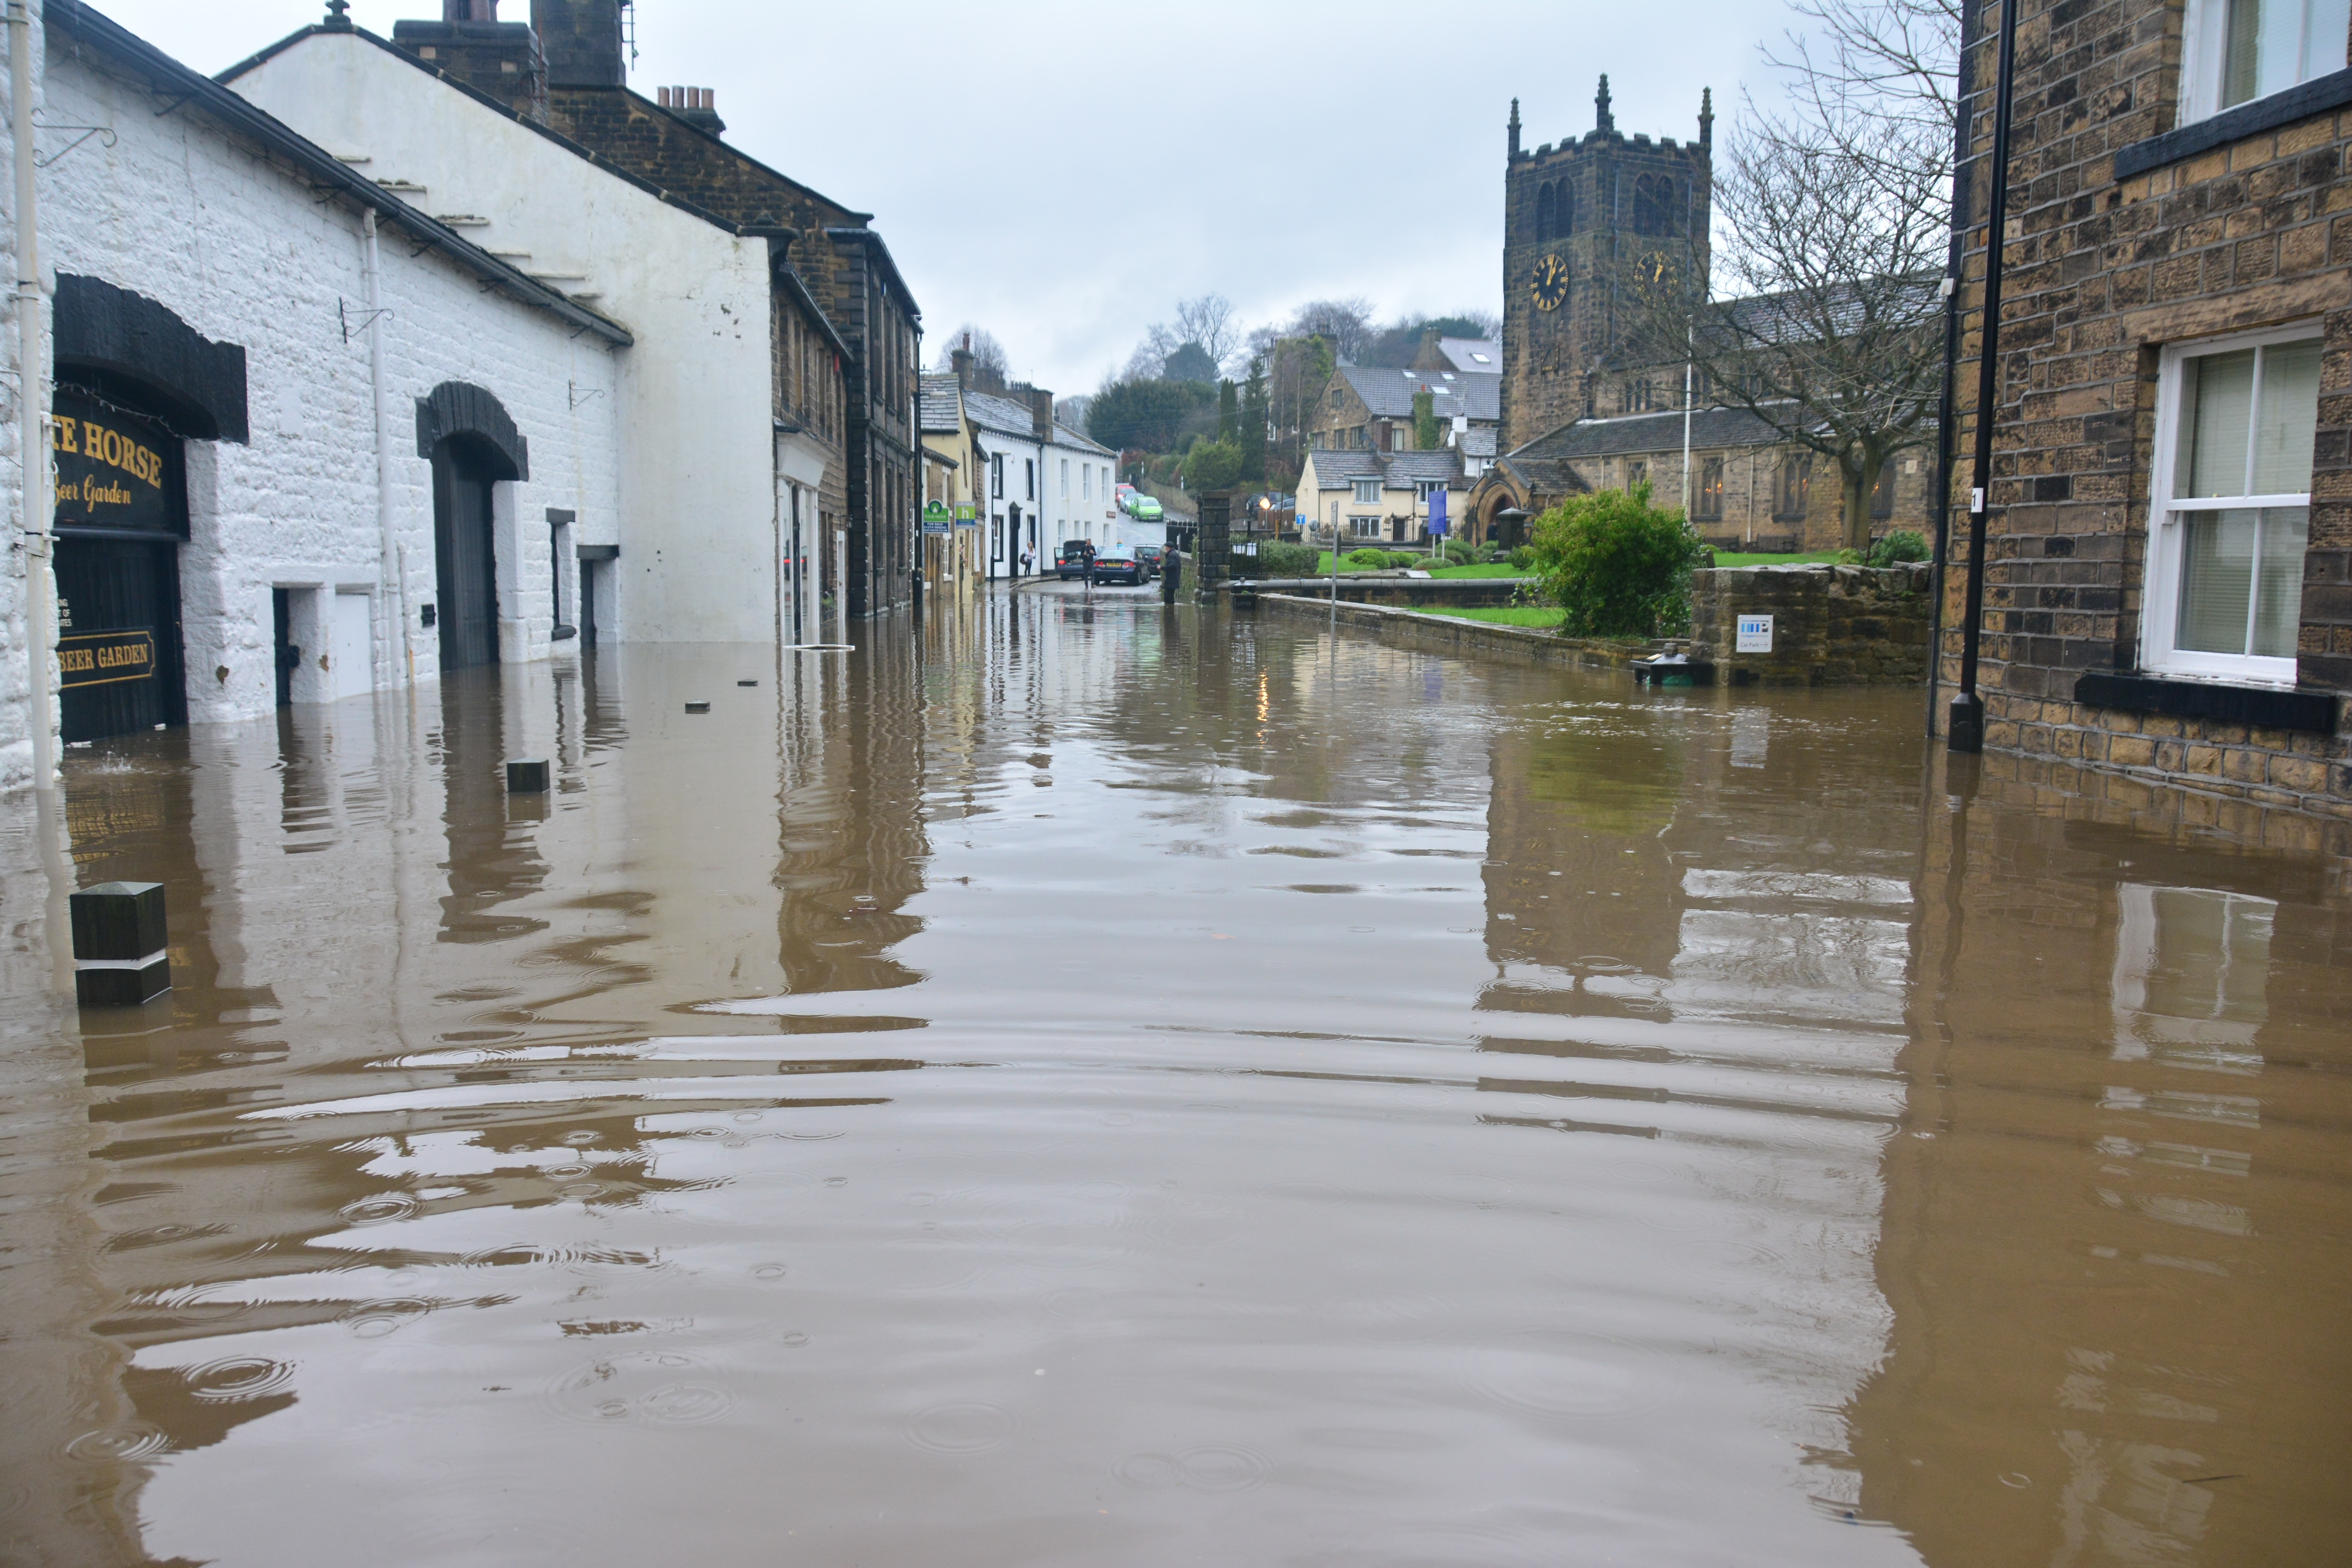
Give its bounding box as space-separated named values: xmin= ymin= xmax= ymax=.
xmin=330 ymin=592 xmax=373 ymax=699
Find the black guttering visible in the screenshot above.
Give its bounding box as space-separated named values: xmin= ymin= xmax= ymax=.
xmin=2074 ymin=670 xmax=2338 ymax=734
xmin=215 ymin=22 xmax=794 ymax=245
xmin=2113 ymin=67 xmax=2352 ymax=179
xmin=51 ymin=1 xmax=628 ymax=347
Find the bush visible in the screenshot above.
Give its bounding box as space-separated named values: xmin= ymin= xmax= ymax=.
xmin=1183 ymin=439 xmax=1245 ymax=492
xmin=1255 ymin=540 xmax=1319 ymax=576
xmin=1509 ymin=545 xmax=1537 ymax=570
xmin=1345 ymin=547 xmax=1389 ymax=567
xmin=1384 ymin=550 xmax=1425 ymax=568
xmin=1866 ymin=529 xmax=1930 ymax=567
xmin=1527 ymin=482 xmax=1709 ymax=638
xmin=1437 ymin=538 xmax=1475 ymax=565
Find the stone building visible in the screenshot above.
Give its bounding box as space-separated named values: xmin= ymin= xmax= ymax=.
xmin=234 ymin=1 xmax=918 ymax=628
xmin=1308 ymin=362 xmax=1500 ymax=455
xmin=1465 ymin=76 xmax=1936 ymax=554
xmin=917 ymin=373 xmax=984 ymax=599
xmin=1940 ymin=0 xmax=2352 ymax=817
xmin=1295 ymin=448 xmax=1468 ymax=546
xmin=1499 ymin=76 xmax=1713 ymax=450
xmin=0 ymin=0 xmax=628 ymax=779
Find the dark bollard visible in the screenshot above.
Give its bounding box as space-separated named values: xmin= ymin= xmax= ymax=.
xmin=736 ymin=679 xmax=757 ymax=687
xmin=71 ymin=881 xmax=172 ymax=1007
xmin=684 ymin=701 xmax=710 ymax=714
xmin=506 ymin=758 xmax=550 ymax=793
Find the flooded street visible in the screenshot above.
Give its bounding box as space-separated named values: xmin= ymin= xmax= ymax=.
xmin=2 ymin=591 xmax=2347 ymax=1567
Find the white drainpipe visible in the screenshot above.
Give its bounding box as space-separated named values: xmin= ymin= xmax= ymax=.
xmin=10 ymin=0 xmax=55 ymax=785
xmin=360 ymin=208 xmax=412 ymax=685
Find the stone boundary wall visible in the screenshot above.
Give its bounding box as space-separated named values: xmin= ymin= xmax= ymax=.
xmin=1231 ymin=576 xmax=1534 ymax=609
xmin=1249 ymin=595 xmax=1665 ymax=675
xmin=1689 ymin=564 xmax=1933 ymax=686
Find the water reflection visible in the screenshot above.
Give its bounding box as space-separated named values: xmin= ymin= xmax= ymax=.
xmin=0 ymin=594 xmax=2344 ymax=1566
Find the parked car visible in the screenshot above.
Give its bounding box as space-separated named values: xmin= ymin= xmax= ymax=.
xmin=1126 ymin=492 xmax=1164 ymax=522
xmin=1055 ymin=540 xmax=1096 ymax=580
xmin=1087 ymin=549 xmax=1148 ymax=586
xmin=1136 ymin=544 xmax=1165 ymax=578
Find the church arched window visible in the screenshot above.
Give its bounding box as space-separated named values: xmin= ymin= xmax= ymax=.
xmin=1633 ymin=175 xmax=1679 ymax=236
xmin=1535 ymin=182 xmax=1556 ymax=240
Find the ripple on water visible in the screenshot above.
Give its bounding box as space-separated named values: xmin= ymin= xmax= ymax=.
xmin=184 ymin=1356 xmax=296 ymax=1403
xmin=339 ymin=1299 xmax=432 ymax=1338
xmin=338 ymin=1192 xmax=421 ymax=1225
xmin=1463 ymin=1329 xmax=1677 ymax=1421
xmin=980 ymin=1191 xmax=1133 ymax=1269
xmin=1114 ymin=1444 xmax=1270 ymax=1492
xmin=906 ymin=1401 xmax=1014 ymax=1453
xmin=65 ymin=1425 xmax=171 ymax=1463
xmin=546 ymin=1352 xmax=737 ymax=1426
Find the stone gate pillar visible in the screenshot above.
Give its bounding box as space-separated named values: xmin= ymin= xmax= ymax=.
xmin=1195 ymin=491 xmax=1231 ymax=595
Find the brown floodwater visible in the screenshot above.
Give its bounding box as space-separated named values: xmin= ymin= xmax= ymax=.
xmin=2 ymin=587 xmax=2348 ymax=1567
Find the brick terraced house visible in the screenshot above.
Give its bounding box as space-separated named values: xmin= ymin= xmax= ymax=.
xmin=1944 ymin=0 xmax=2352 ymax=816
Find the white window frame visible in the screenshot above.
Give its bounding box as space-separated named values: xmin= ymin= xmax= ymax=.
xmin=2179 ymin=0 xmax=2352 ymax=123
xmin=1061 ymin=458 xmax=1069 ymax=497
xmin=1349 ymin=515 xmax=1383 ymax=538
xmin=1351 ymin=478 xmax=1380 ymax=505
xmin=2142 ymin=319 xmax=2319 ymax=688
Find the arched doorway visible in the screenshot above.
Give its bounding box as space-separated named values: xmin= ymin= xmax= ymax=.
xmin=431 ymin=436 xmax=503 ymax=669
xmin=415 ymin=383 xmax=528 ymax=672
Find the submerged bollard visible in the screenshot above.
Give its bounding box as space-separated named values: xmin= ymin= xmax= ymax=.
xmin=505 ymin=758 xmax=550 ymax=793
xmin=736 ymin=679 xmax=757 ymax=687
xmin=684 ymin=701 xmax=710 ymax=714
xmin=71 ymin=881 xmax=171 ymax=1007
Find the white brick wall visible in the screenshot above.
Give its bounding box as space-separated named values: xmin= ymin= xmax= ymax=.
xmin=18 ymin=24 xmax=621 ymax=743
xmin=230 ymin=30 xmax=784 ymax=647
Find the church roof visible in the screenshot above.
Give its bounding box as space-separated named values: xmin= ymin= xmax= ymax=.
xmin=1508 ymin=403 xmax=1795 ymax=461
xmin=1339 ymin=365 xmax=1501 ymax=423
xmin=1461 ymin=427 xmax=1497 ymax=459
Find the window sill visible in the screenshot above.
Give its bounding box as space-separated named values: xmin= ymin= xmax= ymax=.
xmin=2114 ymin=67 xmax=2352 ymax=180
xmin=2074 ymin=669 xmax=2337 ymax=733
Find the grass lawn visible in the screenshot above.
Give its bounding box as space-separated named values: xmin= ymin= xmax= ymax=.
xmin=1418 ymin=605 xmax=1567 ymax=628
xmin=1710 ymin=549 xmax=1841 ymax=567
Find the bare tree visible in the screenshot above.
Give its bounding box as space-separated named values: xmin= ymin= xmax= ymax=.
xmin=933 ymin=324 xmax=1009 ymax=381
xmin=1764 ymin=0 xmax=1960 ymax=190
xmin=1285 ymin=297 xmax=1376 ymax=363
xmin=1620 ymin=0 xmax=1956 ymax=550
xmin=1174 ymin=293 xmax=1244 ymax=372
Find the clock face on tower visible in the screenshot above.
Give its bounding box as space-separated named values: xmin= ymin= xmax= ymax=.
xmin=1529 ymin=253 xmax=1569 ymax=313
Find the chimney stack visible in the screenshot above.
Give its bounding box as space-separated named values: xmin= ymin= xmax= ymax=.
xmin=658 ymin=85 xmax=726 ymax=136
xmin=951 ymin=343 xmax=975 ymax=394
xmin=1024 ymin=386 xmax=1054 ymax=443
xmin=443 ymin=0 xmax=498 ymax=19
xmin=532 ymin=0 xmax=626 ymax=89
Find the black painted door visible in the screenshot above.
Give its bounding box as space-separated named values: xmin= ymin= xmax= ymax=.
xmin=54 ymin=535 xmax=185 ymax=742
xmin=432 ymin=446 xmax=499 ymax=670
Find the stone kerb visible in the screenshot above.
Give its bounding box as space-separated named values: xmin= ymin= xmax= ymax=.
xmin=1690 ymin=563 xmax=1933 ymax=686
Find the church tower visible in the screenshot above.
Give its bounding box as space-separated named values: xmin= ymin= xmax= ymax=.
xmin=1499 ymin=79 xmax=1714 ymax=451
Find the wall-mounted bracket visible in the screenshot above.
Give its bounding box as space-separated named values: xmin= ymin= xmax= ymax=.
xmin=35 ymin=122 xmax=117 ymax=168
xmin=339 ymin=298 xmax=392 ymax=344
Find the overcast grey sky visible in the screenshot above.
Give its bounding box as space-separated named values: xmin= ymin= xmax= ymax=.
xmin=96 ymin=0 xmax=1794 ymax=395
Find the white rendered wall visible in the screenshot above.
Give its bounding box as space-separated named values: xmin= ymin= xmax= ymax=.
xmin=36 ymin=41 xmax=620 ymax=726
xmin=229 ymin=31 xmax=777 ymax=644
xmin=973 ymin=427 xmax=1042 ymax=581
xmin=0 ymin=6 xmax=35 ymax=791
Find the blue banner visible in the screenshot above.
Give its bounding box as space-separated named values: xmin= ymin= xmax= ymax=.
xmin=1428 ymin=488 xmax=1448 ymax=537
